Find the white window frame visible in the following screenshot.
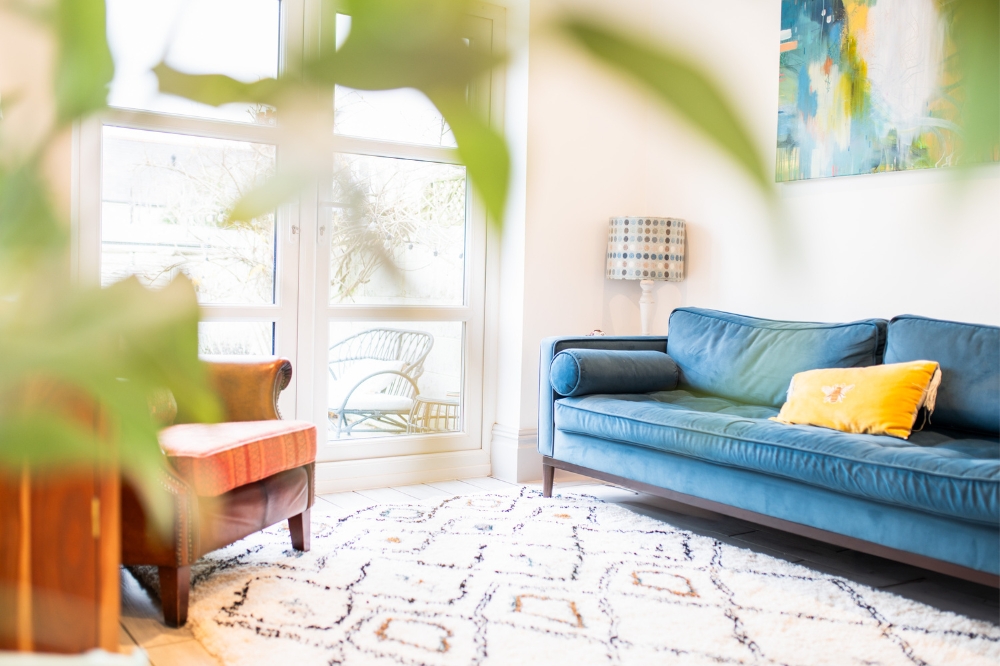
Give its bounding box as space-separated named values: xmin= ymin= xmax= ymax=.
xmin=72 ymin=0 xmax=505 ymax=486
xmin=306 ymin=2 xmax=503 ymax=465
xmin=77 ymin=0 xmax=305 ymax=417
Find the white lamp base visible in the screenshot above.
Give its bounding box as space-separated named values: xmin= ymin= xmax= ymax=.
xmin=639 ymin=279 xmax=655 ymax=335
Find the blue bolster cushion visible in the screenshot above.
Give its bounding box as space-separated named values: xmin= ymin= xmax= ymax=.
xmin=550 ymin=349 xmax=679 ymax=397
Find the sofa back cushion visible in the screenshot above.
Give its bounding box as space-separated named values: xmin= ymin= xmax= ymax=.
xmin=666 ymin=308 xmax=887 ymax=408
xmin=883 ymin=315 xmax=999 ymax=435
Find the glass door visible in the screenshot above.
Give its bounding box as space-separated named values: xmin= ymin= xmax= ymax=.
xmin=311 ymin=10 xmax=495 ymax=461
xmin=77 ymin=0 xmax=504 ymax=462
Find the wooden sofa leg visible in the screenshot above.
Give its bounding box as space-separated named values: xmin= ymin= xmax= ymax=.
xmin=289 ymin=508 xmax=311 ymax=551
xmin=159 ymin=565 xmax=190 ymax=628
xmin=543 ymin=463 xmax=554 ymax=498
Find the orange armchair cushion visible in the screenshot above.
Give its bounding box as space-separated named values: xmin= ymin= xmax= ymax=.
xmin=160 ymin=420 xmax=317 ymax=496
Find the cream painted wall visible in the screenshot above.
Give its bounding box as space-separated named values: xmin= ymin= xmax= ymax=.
xmin=491 ymin=0 xmax=1000 ymax=478
xmin=0 ymin=7 xmax=74 ymax=228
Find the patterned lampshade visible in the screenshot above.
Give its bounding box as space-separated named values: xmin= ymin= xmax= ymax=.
xmin=606 ymin=217 xmax=686 ymax=281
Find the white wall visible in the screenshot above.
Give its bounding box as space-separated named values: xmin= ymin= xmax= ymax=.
xmin=0 ymin=6 xmax=73 ymax=218
xmin=491 ymin=0 xmax=1000 ymax=480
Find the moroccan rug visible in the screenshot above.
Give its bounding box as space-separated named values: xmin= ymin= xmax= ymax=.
xmin=154 ymin=489 xmax=999 ymax=665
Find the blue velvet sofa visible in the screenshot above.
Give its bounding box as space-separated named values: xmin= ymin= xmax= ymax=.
xmin=539 ymin=308 xmax=1000 ymax=586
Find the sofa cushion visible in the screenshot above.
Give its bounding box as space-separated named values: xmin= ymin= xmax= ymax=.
xmin=160 ymin=420 xmax=317 ymax=496
xmin=553 ymin=391 xmax=999 ymax=524
xmin=550 ymin=349 xmax=679 ymax=397
xmin=666 ymin=308 xmax=887 ymax=408
xmin=771 ymin=361 xmax=942 ymax=439
xmin=883 ymin=315 xmax=1000 ymax=436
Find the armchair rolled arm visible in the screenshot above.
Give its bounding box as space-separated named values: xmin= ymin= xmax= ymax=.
xmin=202 ymin=356 xmax=293 ymax=422
xmin=537 ymin=336 xmax=668 ymax=457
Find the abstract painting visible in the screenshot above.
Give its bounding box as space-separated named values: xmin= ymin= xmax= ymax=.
xmin=777 ymin=0 xmax=961 ymax=181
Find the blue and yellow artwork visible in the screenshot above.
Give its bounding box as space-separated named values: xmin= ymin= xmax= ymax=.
xmin=777 ymin=0 xmax=962 ymax=181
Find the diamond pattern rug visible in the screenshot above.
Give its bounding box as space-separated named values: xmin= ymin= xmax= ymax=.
xmin=169 ymin=489 xmax=999 ymax=665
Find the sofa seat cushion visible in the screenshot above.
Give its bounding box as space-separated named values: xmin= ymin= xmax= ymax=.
xmin=160 ymin=420 xmax=317 ymax=496
xmin=553 ymin=390 xmax=999 ymax=524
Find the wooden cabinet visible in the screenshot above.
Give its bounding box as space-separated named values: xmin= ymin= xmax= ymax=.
xmin=0 ymin=457 xmax=120 ymax=652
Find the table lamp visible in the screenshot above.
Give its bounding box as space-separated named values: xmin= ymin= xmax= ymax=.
xmin=606 ymin=216 xmax=686 ymax=335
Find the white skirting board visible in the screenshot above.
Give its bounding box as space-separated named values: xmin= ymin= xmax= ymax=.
xmin=489 ymin=425 xmax=590 ymax=484
xmin=314 ymin=426 xmax=589 ymax=493
xmin=490 ymin=424 xmax=541 ymax=483
xmin=314 ymin=449 xmax=491 ymax=494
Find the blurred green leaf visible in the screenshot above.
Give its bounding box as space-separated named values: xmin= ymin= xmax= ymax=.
xmin=0 ymin=160 xmax=66 ymax=285
xmin=94 ymin=276 xmax=222 ymax=426
xmin=318 ymin=0 xmax=507 ymax=221
xmin=560 ymin=18 xmax=771 ymax=193
xmin=138 ymin=71 xmax=301 ymax=227
xmin=311 ymin=0 xmax=496 ymax=91
xmin=154 ymin=0 xmax=509 ymax=224
xmin=0 ymin=414 xmax=105 ymax=468
xmin=228 ymin=171 xmax=304 ymax=223
xmin=153 ymin=63 xmax=282 ymax=108
xmin=430 ymin=88 xmax=510 ymax=223
xmin=950 ymin=0 xmax=1000 ymax=162
xmin=54 ymin=0 xmax=113 ymax=123
xmin=0 ymin=275 xmax=219 ymax=531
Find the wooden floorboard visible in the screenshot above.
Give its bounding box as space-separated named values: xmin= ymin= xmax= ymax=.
xmin=119 ymin=624 xmax=138 ymax=650
xmin=731 ymin=527 xmax=850 ymax=562
xmin=391 ymin=483 xmax=452 ymax=500
xmin=425 ymin=479 xmax=484 ymax=496
xmin=876 ymin=578 xmax=999 ymax=621
xmin=144 ymin=636 xmax=220 ymax=666
xmin=310 ymin=497 xmax=350 ymax=519
xmin=353 ymin=486 xmax=415 ymax=504
xmin=119 ymin=569 xmax=196 ymax=649
xmin=317 ymin=491 xmax=378 ymax=511
xmin=799 ymin=555 xmax=927 ymax=589
xmin=461 ymin=477 xmax=519 ymax=492
xmin=119 ymin=568 xmax=221 ymax=664
xmin=567 ymin=483 xmax=638 ymax=503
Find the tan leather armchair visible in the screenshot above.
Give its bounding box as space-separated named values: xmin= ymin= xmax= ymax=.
xmin=121 ymin=357 xmax=317 ymax=627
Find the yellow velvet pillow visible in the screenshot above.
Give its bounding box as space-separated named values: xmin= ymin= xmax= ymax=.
xmin=770 ymin=361 xmax=942 ymax=439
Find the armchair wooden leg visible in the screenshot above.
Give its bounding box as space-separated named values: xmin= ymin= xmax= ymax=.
xmin=289 ymin=507 xmax=311 ymax=551
xmin=159 ymin=565 xmax=190 ymax=628
xmin=543 ymin=463 xmax=555 ymax=498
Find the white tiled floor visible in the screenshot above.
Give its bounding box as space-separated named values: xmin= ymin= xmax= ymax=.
xmin=120 ymin=476 xmax=999 ymax=664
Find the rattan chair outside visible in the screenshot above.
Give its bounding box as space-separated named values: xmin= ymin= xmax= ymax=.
xmin=327 ymin=327 xmax=434 ymax=438
xmin=406 ymin=394 xmax=460 ymax=434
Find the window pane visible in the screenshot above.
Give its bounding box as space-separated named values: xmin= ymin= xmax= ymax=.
xmin=334 ymin=87 xmax=457 ymax=147
xmin=106 ymin=0 xmax=280 ymax=124
xmin=327 ymin=321 xmax=463 ymax=440
xmin=101 ymin=126 xmax=277 ymax=305
xmin=332 ymin=14 xmax=456 ymax=147
xmin=199 ymin=322 xmax=274 ymax=355
xmin=328 ymin=154 xmax=466 ymax=306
